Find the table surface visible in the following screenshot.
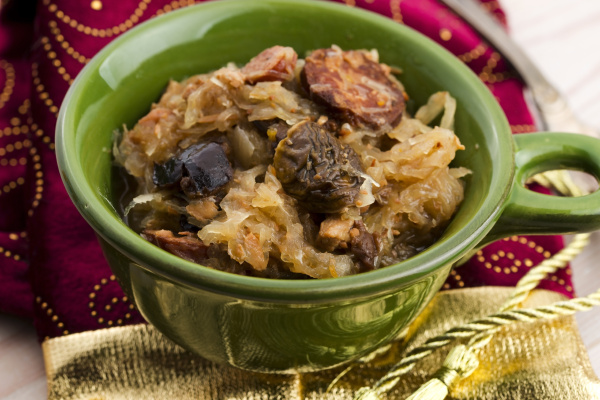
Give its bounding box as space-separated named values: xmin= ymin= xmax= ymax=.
xmin=1 ymin=0 xmax=600 ymax=398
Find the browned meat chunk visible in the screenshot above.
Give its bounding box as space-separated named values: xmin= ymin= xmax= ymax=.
xmin=316 ymin=218 xmax=378 ymax=271
xmin=241 ymin=46 xmax=298 ymax=83
xmin=273 ymin=121 xmax=365 ymax=213
xmin=349 ymin=220 xmax=377 ymax=271
xmin=302 ymin=47 xmax=405 ymax=128
xmin=186 ymin=198 xmax=219 ymax=223
xmin=316 ymin=216 xmax=355 ymax=252
xmin=141 ymin=229 xmax=209 ymax=264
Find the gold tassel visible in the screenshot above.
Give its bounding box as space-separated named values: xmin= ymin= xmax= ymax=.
xmin=405 ymin=345 xmax=479 ymax=400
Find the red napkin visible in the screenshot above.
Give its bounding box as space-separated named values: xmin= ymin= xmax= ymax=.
xmin=0 ymin=0 xmax=572 ymax=341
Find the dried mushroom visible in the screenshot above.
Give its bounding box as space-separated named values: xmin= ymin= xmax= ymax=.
xmin=273 ymin=121 xmax=365 ymax=213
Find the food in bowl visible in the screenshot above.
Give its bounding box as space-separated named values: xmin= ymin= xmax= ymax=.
xmin=114 ymin=45 xmax=469 ymax=279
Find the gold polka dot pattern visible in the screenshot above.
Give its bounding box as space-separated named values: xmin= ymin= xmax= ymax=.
xmin=47 ymin=21 xmax=90 ymax=64
xmin=28 ymin=146 xmax=44 ymax=217
xmin=458 ymin=43 xmax=488 ymax=63
xmin=88 ymin=275 xmax=138 ymax=328
xmin=449 ymin=235 xmax=574 ymax=294
xmin=90 ymin=0 xmax=103 ymax=11
xmin=36 ymin=296 xmax=70 ymax=336
xmin=0 ymin=60 xmax=15 ymax=110
xmin=32 ymin=63 xmax=59 ymax=117
xmin=43 ymin=0 xmax=153 ymax=38
xmin=40 ymin=37 xmax=74 ymax=84
xmin=390 ymin=0 xmax=404 ymax=23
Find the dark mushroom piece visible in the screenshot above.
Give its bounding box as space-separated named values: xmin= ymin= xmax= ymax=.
xmin=273 ymin=121 xmax=365 ymax=213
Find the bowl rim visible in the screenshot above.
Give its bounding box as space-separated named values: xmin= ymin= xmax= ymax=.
xmin=56 ymin=0 xmax=513 ymax=303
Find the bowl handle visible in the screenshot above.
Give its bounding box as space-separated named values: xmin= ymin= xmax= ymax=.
xmin=484 ymin=132 xmax=600 ymax=243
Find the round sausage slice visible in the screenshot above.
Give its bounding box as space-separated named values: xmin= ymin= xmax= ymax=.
xmin=241 ymin=46 xmax=298 ymax=84
xmin=302 ymin=47 xmax=405 ymax=129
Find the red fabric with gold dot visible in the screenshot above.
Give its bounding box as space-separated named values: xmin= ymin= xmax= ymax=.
xmin=0 ymin=0 xmax=573 ymax=341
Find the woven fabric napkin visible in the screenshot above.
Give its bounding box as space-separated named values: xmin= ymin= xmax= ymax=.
xmin=0 ymin=0 xmax=576 ymax=351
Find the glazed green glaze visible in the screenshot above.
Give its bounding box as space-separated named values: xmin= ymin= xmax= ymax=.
xmin=55 ymin=0 xmax=600 ymax=373
xmin=486 ymin=132 xmax=600 ymax=241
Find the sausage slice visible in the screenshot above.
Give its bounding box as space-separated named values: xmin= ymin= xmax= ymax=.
xmin=302 ymin=47 xmax=405 ymax=129
xmin=241 ymin=46 xmax=298 ymax=83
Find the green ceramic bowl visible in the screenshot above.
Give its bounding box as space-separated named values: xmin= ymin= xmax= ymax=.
xmin=56 ymin=0 xmax=600 ymax=373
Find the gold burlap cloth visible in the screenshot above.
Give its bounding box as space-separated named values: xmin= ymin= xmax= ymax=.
xmin=42 ymin=287 xmax=600 ymax=399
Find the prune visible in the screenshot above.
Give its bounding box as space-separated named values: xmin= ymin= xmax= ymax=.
xmin=153 ymin=142 xmax=233 ymax=197
xmin=153 ymin=157 xmax=183 ymax=188
xmin=273 ymin=121 xmax=364 ymax=213
xmin=180 ymin=142 xmax=233 ymax=197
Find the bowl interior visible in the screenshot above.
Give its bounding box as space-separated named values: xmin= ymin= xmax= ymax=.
xmin=57 ymin=0 xmax=512 ymax=301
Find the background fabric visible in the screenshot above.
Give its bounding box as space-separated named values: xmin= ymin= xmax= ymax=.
xmin=0 ymin=0 xmax=573 ymax=341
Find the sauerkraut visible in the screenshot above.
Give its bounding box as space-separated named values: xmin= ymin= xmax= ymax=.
xmin=114 ymin=45 xmax=469 ymax=279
